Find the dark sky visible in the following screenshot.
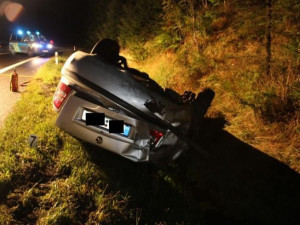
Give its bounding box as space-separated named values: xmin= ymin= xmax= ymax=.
xmin=0 ymin=0 xmax=91 ymax=46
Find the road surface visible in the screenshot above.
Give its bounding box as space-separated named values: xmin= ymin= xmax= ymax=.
xmin=0 ymin=52 xmax=50 ymax=127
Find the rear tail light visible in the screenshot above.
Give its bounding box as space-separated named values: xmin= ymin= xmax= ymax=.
xmin=150 ymin=130 xmax=164 ymax=145
xmin=53 ymin=82 xmax=72 ymax=109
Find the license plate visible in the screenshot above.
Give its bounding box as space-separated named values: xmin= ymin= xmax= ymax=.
xmin=82 ymin=110 xmax=131 ymax=137
xmin=42 ymin=50 xmax=49 ymax=52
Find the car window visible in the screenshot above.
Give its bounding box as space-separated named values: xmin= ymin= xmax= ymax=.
xmin=11 ymin=35 xmax=22 ymax=42
xmin=36 ymin=35 xmax=47 ymax=42
xmin=10 ymin=33 xmax=47 ymax=42
xmin=10 ymin=34 xmax=18 ymax=41
xmin=23 ymin=34 xmax=35 ymax=42
xmin=10 ymin=35 xmax=15 ymax=41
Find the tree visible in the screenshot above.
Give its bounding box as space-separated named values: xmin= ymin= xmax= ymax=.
xmin=118 ymin=0 xmax=162 ymax=46
xmin=101 ymin=0 xmax=125 ymax=40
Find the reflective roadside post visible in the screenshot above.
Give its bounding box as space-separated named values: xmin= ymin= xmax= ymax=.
xmin=10 ymin=68 xmax=18 ymax=92
xmin=74 ymin=46 xmax=76 ymax=52
xmin=55 ymin=51 xmax=58 ymax=65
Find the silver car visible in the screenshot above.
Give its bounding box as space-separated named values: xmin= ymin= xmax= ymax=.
xmin=53 ymin=46 xmax=213 ymax=164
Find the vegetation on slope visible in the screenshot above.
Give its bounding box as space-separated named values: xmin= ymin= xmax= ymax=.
xmin=0 ymin=0 xmax=299 ymax=224
xmin=88 ymin=0 xmax=300 ymax=172
xmin=0 ymin=56 xmax=299 ymax=224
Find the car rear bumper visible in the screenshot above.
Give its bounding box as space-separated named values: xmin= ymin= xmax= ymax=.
xmin=56 ymin=93 xmax=151 ymax=162
xmin=33 ymin=48 xmax=53 ymax=54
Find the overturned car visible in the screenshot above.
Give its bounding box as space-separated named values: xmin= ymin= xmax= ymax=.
xmin=53 ymin=39 xmax=214 ymax=164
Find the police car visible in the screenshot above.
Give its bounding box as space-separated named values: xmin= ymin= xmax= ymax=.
xmin=9 ymin=30 xmax=54 ymax=56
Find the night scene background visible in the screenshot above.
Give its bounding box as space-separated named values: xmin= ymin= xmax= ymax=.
xmin=0 ymin=0 xmax=300 ymax=224
xmin=0 ymin=0 xmax=91 ymax=45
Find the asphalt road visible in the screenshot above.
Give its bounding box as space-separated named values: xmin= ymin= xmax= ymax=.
xmin=0 ymin=53 xmax=33 ymax=68
xmin=0 ymin=52 xmax=51 ymax=127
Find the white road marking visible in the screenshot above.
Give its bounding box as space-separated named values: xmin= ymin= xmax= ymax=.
xmin=0 ymin=52 xmax=10 ymax=55
xmin=0 ymin=56 xmax=39 ymax=74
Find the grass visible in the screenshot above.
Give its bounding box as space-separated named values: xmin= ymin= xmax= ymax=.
xmin=0 ymin=48 xmax=298 ymax=225
xmin=0 ymin=55 xmax=204 ymax=224
xmin=122 ymin=18 xmax=300 ymax=174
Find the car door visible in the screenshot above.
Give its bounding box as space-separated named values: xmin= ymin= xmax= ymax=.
xmin=9 ymin=34 xmax=19 ymax=53
xmin=19 ymin=35 xmax=31 ymax=53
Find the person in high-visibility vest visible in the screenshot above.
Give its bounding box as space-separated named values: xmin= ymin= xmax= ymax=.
xmin=10 ymin=68 xmax=18 ymax=92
